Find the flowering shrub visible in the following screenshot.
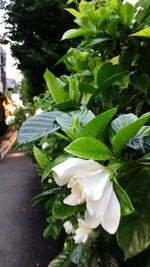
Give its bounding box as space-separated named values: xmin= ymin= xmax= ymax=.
xmin=18 ymin=0 xmax=150 ymax=266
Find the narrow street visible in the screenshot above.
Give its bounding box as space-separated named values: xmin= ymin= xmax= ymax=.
xmin=0 ymin=150 xmax=62 ymax=267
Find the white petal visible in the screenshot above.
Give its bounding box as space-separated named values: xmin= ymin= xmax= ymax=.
xmin=101 ymin=190 xmax=121 ymax=234
xmin=73 ymin=225 xmax=92 ymax=244
xmin=52 ymin=157 xmax=84 ymax=186
xmin=86 ymin=181 xmax=113 ymax=217
xmin=64 ymin=193 xmax=82 ymax=206
xmin=83 ymin=169 xmax=110 ymax=201
xmin=63 ymin=221 xmax=74 ymax=234
xmin=84 ymin=210 xmax=101 ymax=229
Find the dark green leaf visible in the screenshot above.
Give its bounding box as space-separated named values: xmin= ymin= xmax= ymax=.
xmin=89 ymin=63 xmax=128 ymax=104
xmin=48 ymin=251 xmax=71 ymax=267
xmin=117 ymin=168 xmax=150 ymax=259
xmin=18 ymin=111 xmax=60 ymax=144
xmin=52 ymin=192 xmax=79 ymax=219
xmin=114 ymin=180 xmax=134 ymax=216
xmin=112 ymin=112 xmax=150 ymax=155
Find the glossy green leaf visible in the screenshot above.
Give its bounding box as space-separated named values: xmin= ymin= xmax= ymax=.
xmin=56 ymin=109 xmax=95 ymax=131
xmin=52 ymin=192 xmax=79 ymax=219
xmin=62 ymin=29 xmax=87 ymax=40
xmin=69 ymin=75 xmax=81 ymax=106
xmin=53 ymin=99 xmax=75 ymax=111
xmin=120 ymin=3 xmax=134 ymax=26
xmin=117 ymin=168 xmax=150 ymax=259
xmin=77 ymin=37 xmax=111 ymax=50
xmin=112 ymin=112 xmax=150 ymax=155
xmin=89 ymin=63 xmax=128 ymax=104
xmin=83 ymin=107 xmax=117 ymax=139
xmin=33 ymin=146 xmax=49 ymax=169
xmin=114 ymin=180 xmax=134 ymax=216
xmin=18 ymin=111 xmax=60 ymax=144
xmin=65 ymin=137 xmax=112 ymax=160
xmin=130 ymin=26 xmax=150 ymax=37
xmin=48 ymin=251 xmax=71 ymax=267
xmin=44 ymin=69 xmax=69 ymax=104
xmin=109 ymin=113 xmax=137 ymax=140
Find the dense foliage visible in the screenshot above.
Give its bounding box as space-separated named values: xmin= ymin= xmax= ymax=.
xmin=18 ymin=0 xmax=150 ymax=266
xmin=2 ymin=0 xmax=74 ymax=99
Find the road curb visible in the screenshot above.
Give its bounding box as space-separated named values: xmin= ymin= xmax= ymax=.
xmin=0 ymin=131 xmax=17 ymax=160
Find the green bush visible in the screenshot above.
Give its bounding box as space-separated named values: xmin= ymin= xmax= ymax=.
xmin=18 ymin=1 xmax=150 ymax=266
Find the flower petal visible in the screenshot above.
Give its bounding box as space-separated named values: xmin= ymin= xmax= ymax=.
xmin=86 ymin=181 xmax=113 ymax=217
xmin=84 ymin=210 xmax=101 ymax=229
xmin=52 ymin=157 xmax=84 ymax=186
xmin=101 ymin=190 xmax=121 ymax=234
xmin=83 ymin=169 xmax=110 ymax=201
xmin=64 ymin=193 xmax=83 ymax=206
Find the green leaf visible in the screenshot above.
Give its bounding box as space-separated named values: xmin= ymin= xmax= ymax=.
xmin=79 ymin=82 xmax=96 ymax=93
xmin=136 ymin=153 xmax=150 ymax=162
xmin=130 ymin=26 xmax=150 ymax=37
xmin=89 ymin=63 xmax=128 ymax=104
xmin=117 ymin=168 xmax=150 ymax=259
xmin=48 ymin=251 xmax=71 ymax=267
xmin=83 ymin=108 xmax=117 ymax=139
xmin=114 ymin=180 xmax=134 ymax=216
xmin=120 ymin=3 xmax=134 ymax=26
xmin=43 ymin=217 xmax=62 ymax=240
xmin=62 ymin=29 xmax=87 ymax=40
xmin=65 ymin=137 xmax=113 ymax=160
xmin=53 ymin=99 xmax=75 ymax=111
xmin=41 ymin=155 xmax=71 ymax=182
xmin=65 ymin=8 xmax=81 ymax=18
xmin=112 ymin=112 xmax=150 ymax=155
xmin=69 ymin=75 xmax=81 ymax=106
xmin=18 ymin=111 xmax=60 ymax=144
xmin=32 ymin=188 xmax=61 ymax=207
xmin=33 ymin=146 xmax=49 ymax=169
xmin=109 ymin=113 xmax=137 ymax=139
xmin=52 ymin=192 xmax=79 ymax=219
xmin=56 ymin=109 xmax=95 ymax=131
xmin=44 ymin=69 xmax=69 ymax=104
xmin=77 ymin=37 xmax=111 ymax=50
xmin=127 ymin=136 xmax=150 ymax=153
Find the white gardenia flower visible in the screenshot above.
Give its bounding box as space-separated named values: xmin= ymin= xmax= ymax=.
xmin=52 ymin=157 xmax=121 ymax=235
xmin=5 ymin=115 xmax=15 ymax=125
xmin=73 ymin=219 xmax=92 ymax=244
xmin=42 ymin=142 xmax=49 ymax=149
xmin=63 ymin=221 xmax=74 ymax=235
xmin=35 ymin=108 xmax=43 ymax=115
xmin=123 ymin=0 xmax=138 ymax=5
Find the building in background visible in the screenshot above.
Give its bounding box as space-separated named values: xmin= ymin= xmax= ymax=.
xmin=0 ymin=45 xmax=6 ymax=94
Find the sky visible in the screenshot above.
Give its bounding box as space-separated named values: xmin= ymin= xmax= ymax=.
xmin=0 ymin=9 xmax=22 ymax=82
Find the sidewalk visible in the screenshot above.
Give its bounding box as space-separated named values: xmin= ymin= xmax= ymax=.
xmin=0 ymin=130 xmax=17 ymax=160
xmin=0 ymin=150 xmax=63 ymax=267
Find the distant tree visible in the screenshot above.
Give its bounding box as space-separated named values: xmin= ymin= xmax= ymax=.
xmin=3 ymin=0 xmax=74 ymax=99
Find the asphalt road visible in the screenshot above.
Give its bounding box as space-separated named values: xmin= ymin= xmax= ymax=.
xmin=0 ymin=150 xmax=63 ymax=267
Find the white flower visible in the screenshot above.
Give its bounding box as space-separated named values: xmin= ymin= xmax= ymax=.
xmin=35 ymin=108 xmax=43 ymax=115
xmin=123 ymin=0 xmax=138 ymax=5
xmin=63 ymin=221 xmax=74 ymax=235
xmin=73 ymin=219 xmax=92 ymax=244
xmin=42 ymin=142 xmax=49 ymax=149
xmin=5 ymin=115 xmax=15 ymax=125
xmin=52 ymin=158 xmax=120 ymax=235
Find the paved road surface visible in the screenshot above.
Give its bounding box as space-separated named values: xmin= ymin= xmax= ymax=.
xmin=0 ymin=150 xmax=63 ymax=267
